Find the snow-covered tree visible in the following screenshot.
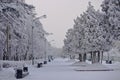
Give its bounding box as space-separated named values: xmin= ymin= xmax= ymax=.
xmin=63 ymin=2 xmax=113 ymax=63
xmin=0 ymin=0 xmax=36 ymax=60
xmin=72 ymin=16 xmax=87 ymax=61
xmin=0 ymin=0 xmax=49 ymax=61
xmin=63 ymin=28 xmax=75 ymax=59
xmin=32 ymin=19 xmax=46 ymax=59
xmin=101 ymin=0 xmax=120 ymax=41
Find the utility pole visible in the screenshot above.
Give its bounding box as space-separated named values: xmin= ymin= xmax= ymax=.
xmin=44 ymin=38 xmax=47 ymax=61
xmin=31 ymin=26 xmax=34 ymax=65
xmin=6 ymin=25 xmax=9 ymax=60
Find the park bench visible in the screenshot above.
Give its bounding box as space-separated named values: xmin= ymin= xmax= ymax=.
xmin=106 ymin=60 xmax=112 ymax=64
xmin=15 ymin=66 xmax=29 ymax=79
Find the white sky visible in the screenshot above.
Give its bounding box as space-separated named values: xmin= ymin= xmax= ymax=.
xmin=25 ymin=0 xmax=103 ymax=48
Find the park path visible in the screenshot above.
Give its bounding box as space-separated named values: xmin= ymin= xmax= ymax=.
xmin=23 ymin=58 xmax=76 ymax=80
xmin=23 ymin=58 xmax=120 ymax=80
xmin=0 ymin=58 xmax=120 ymax=80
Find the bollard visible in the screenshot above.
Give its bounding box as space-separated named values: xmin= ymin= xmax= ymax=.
xmin=15 ymin=69 xmax=23 ymax=79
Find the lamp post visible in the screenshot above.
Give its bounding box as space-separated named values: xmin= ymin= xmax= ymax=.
xmin=5 ymin=21 xmax=12 ymax=60
xmin=31 ymin=15 xmax=47 ymax=65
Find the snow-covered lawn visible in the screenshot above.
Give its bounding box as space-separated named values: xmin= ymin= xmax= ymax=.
xmin=0 ymin=58 xmax=120 ymax=80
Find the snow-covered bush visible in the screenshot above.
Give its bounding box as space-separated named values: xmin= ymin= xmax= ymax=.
xmin=2 ymin=62 xmax=11 ymax=68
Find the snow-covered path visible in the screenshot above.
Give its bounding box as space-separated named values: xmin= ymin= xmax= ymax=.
xmin=0 ymin=58 xmax=120 ymax=80
xmin=23 ymin=58 xmax=120 ymax=80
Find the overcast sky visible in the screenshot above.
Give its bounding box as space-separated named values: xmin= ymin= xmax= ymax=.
xmin=25 ymin=0 xmax=103 ymax=48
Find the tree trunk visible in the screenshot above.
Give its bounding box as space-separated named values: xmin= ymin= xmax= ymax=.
xmin=101 ymin=51 xmax=103 ymax=63
xmin=93 ymin=51 xmax=96 ymax=63
xmin=91 ymin=51 xmax=93 ymax=63
xmin=107 ymin=52 xmax=110 ymax=61
xmin=83 ymin=53 xmax=86 ymax=62
xmin=98 ymin=51 xmax=100 ymax=63
xmin=92 ymin=51 xmax=98 ymax=64
xmin=90 ymin=51 xmax=92 ymax=61
xmin=78 ymin=54 xmax=82 ymax=62
xmin=70 ymin=55 xmax=72 ymax=59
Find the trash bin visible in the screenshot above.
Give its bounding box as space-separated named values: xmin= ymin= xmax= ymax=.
xmin=106 ymin=60 xmax=112 ymax=64
xmin=37 ymin=63 xmax=42 ymax=68
xmin=15 ymin=69 xmax=23 ymax=79
xmin=23 ymin=67 xmax=28 ymax=72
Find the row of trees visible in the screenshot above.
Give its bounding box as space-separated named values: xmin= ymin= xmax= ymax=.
xmin=0 ymin=0 xmax=51 ymax=61
xmin=63 ymin=0 xmax=120 ymax=63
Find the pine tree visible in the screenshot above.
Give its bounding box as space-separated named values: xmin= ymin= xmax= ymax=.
xmin=101 ymin=0 xmax=120 ymax=40
xmin=63 ymin=2 xmax=111 ymax=63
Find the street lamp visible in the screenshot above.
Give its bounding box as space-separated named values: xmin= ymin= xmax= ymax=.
xmin=44 ymin=38 xmax=47 ymax=61
xmin=31 ymin=15 xmax=47 ymax=65
xmin=33 ymin=15 xmax=47 ymax=21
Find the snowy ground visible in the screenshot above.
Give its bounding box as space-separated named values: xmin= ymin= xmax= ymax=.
xmin=0 ymin=58 xmax=120 ymax=80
